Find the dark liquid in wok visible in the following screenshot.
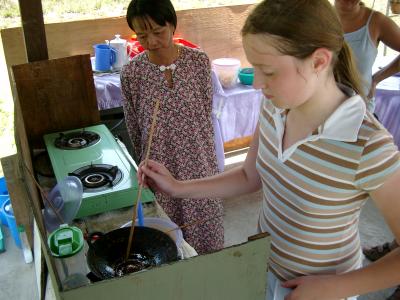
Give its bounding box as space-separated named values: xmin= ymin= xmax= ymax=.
xmin=113 ymin=252 xmax=156 ymax=276
xmin=87 ymin=227 xmax=178 ymax=280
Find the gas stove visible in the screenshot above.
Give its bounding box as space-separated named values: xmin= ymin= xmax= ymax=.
xmin=44 ymin=124 xmax=154 ymax=218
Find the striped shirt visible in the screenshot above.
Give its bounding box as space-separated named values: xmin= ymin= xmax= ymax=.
xmin=257 ymin=94 xmax=400 ymax=281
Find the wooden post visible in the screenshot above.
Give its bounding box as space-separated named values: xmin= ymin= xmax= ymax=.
xmin=18 ymin=0 xmax=48 ymax=62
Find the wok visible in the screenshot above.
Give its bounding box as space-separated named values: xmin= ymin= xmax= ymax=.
xmin=87 ymin=226 xmax=179 ymax=280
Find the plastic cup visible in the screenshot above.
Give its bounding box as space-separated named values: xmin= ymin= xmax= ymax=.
xmin=93 ymin=44 xmax=116 ymax=72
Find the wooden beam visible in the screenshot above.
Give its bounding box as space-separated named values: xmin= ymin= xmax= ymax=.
xmin=18 ymin=0 xmax=48 ymax=62
xmin=223 ymin=135 xmax=253 ymax=153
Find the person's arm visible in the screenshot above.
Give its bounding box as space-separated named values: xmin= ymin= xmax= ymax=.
xmin=139 ymin=125 xmax=262 ymax=199
xmin=369 ymin=11 xmax=400 ymax=97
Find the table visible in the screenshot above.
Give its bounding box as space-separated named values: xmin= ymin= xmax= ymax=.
xmin=373 ymin=55 xmax=400 ymax=149
xmin=94 ymin=70 xmax=263 ymax=171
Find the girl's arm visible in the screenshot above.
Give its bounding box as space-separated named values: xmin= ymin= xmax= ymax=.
xmin=139 ymin=125 xmax=262 ymax=199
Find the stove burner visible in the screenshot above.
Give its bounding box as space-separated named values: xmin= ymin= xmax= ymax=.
xmin=69 ymin=164 xmax=123 ymax=192
xmin=84 ymin=174 xmax=106 ymax=188
xmin=54 ymin=130 xmax=100 ymax=150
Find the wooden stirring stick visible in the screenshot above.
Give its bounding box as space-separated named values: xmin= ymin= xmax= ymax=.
xmin=125 ymin=99 xmax=160 ymax=261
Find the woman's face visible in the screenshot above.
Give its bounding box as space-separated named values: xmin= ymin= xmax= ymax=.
xmin=334 ymin=0 xmax=361 ymax=12
xmin=132 ymin=16 xmax=175 ymax=52
xmin=243 ymin=34 xmax=317 ymax=110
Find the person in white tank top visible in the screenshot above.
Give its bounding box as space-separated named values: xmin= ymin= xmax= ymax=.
xmin=335 ymin=0 xmax=400 ymax=111
xmin=335 ymin=2 xmax=400 ymax=299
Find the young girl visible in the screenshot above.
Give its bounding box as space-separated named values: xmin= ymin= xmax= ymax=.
xmin=138 ymin=0 xmax=400 ymax=299
xmin=121 ymin=0 xmax=223 ymax=254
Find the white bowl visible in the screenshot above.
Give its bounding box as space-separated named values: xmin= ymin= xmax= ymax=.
xmin=212 ymin=58 xmax=241 ymax=88
xmin=121 ymin=217 xmax=183 ymax=249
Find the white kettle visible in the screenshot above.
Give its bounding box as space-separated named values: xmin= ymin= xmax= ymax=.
xmin=107 ymin=34 xmax=128 ymax=71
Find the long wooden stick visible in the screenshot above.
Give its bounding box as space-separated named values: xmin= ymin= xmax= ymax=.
xmin=125 ymin=99 xmax=160 ymax=260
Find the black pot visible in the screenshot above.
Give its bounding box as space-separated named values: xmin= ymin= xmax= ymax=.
xmin=87 ymin=226 xmax=178 ymax=280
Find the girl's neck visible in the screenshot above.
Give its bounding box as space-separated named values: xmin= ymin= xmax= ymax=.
xmin=289 ymin=77 xmax=347 ymax=130
xmin=148 ymin=44 xmax=179 ymax=66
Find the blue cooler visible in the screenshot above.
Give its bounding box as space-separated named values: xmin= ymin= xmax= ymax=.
xmin=0 ymin=177 xmax=9 ymax=227
xmin=1 ymin=199 xmax=21 ymax=248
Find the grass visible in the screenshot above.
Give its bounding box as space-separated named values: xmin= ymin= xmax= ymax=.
xmin=0 ymin=0 xmax=398 ymax=178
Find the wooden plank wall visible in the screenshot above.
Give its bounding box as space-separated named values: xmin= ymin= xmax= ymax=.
xmin=1 ymin=4 xmax=254 ymax=93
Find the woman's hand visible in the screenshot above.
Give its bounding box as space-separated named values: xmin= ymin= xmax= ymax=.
xmin=282 ymin=275 xmax=341 ymax=300
xmin=138 ymin=159 xmax=180 ymax=196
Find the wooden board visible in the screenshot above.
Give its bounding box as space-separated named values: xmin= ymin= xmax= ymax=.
xmin=11 ymin=54 xmax=100 ymax=148
xmin=19 ymin=0 xmax=48 ymax=62
xmin=53 ymin=235 xmax=270 ymax=300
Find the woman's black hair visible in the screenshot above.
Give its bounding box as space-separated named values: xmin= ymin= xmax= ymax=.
xmin=126 ymin=0 xmax=177 ymax=31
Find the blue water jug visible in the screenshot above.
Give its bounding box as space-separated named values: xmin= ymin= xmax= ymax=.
xmin=93 ymin=44 xmax=116 ymax=72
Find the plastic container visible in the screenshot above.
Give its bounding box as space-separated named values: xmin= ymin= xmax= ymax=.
xmin=212 ymin=58 xmax=241 ymax=88
xmin=48 ymin=224 xmax=89 ymax=290
xmin=2 ymin=199 xmax=21 ymax=248
xmin=18 ymin=225 xmax=33 ymax=263
xmin=238 ymin=67 xmax=255 ymax=85
xmin=43 ymin=189 xmax=64 ymax=233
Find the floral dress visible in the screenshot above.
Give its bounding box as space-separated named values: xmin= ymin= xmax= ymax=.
xmin=120 ymin=46 xmax=224 ymax=254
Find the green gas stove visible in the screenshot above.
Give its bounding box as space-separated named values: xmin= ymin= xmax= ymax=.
xmin=44 ymin=124 xmax=154 ymax=218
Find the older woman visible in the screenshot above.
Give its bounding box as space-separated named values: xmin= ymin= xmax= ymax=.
xmin=120 ymin=0 xmax=223 ymax=254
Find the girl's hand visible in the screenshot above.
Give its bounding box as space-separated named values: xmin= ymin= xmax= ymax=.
xmin=282 ymin=275 xmax=340 ymax=300
xmin=138 ymin=159 xmax=180 ymax=196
